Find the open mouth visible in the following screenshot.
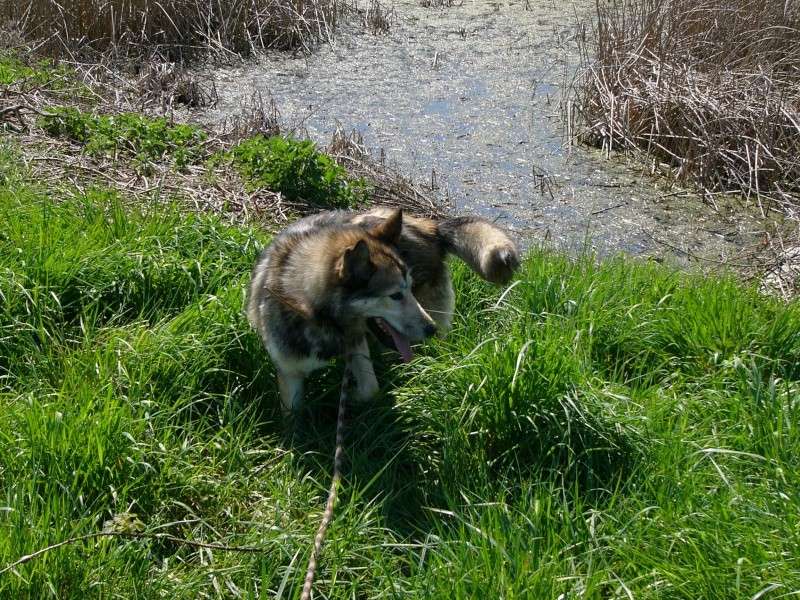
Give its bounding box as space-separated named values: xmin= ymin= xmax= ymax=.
xmin=367 ymin=318 xmax=413 ymax=363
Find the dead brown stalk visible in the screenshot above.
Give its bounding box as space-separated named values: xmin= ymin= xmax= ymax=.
xmin=1 ymin=0 xmax=352 ymax=61
xmin=573 ymin=0 xmax=800 ymax=209
xmin=571 ymin=0 xmax=800 ymax=295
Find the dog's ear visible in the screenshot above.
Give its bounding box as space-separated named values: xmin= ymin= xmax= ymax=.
xmin=339 ymin=239 xmax=374 ymax=284
xmin=369 ymin=208 xmax=402 ymax=245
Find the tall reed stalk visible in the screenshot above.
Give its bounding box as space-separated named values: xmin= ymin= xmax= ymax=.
xmin=574 ymin=0 xmax=800 ymax=212
xmin=1 ymin=0 xmax=344 ymax=58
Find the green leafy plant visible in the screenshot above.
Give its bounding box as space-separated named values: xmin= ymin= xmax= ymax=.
xmin=39 ymin=107 xmax=207 ymax=170
xmin=231 ymin=135 xmax=368 ymax=208
xmin=0 ymin=53 xmax=73 ymax=87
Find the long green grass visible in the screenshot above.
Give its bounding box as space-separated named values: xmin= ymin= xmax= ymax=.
xmin=1 ymin=143 xmax=799 ymax=598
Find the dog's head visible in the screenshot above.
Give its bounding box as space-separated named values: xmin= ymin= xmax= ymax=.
xmin=334 ymin=208 xmax=436 ymax=362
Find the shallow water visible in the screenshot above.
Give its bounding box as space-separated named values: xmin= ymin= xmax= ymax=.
xmin=204 ymin=0 xmax=752 ymax=262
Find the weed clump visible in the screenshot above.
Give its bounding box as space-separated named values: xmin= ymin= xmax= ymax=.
xmin=231 ymin=135 xmax=369 ymax=208
xmin=39 ymin=107 xmax=207 ymax=169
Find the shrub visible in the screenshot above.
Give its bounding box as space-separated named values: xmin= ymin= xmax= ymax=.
xmin=231 ymin=135 xmax=368 ymax=208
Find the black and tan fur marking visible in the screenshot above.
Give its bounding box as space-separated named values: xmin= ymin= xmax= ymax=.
xmin=247 ymin=207 xmax=519 ymax=414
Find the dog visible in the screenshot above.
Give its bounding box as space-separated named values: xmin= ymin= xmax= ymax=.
xmin=246 ymin=207 xmax=520 ymax=415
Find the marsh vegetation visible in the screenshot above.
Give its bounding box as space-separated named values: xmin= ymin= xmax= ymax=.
xmin=573 ymin=0 xmax=800 ymax=215
xmin=2 ymin=0 xmax=345 ymax=59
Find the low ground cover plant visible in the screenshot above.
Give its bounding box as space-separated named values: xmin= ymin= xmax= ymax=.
xmin=39 ymin=107 xmax=207 ymax=170
xmin=1 ymin=144 xmax=799 ymax=597
xmin=0 ymin=53 xmax=72 ymax=87
xmin=231 ymin=135 xmax=369 ymax=208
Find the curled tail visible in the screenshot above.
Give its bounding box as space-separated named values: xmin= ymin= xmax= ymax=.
xmin=437 ymin=216 xmax=521 ymax=285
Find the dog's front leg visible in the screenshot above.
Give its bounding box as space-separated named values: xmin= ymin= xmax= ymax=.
xmin=277 ymin=370 xmax=306 ymax=416
xmin=346 ymin=338 xmax=379 ymax=401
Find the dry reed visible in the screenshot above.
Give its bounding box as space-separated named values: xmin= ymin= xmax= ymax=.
xmin=573 ymin=0 xmax=800 ymax=214
xmin=1 ymin=0 xmax=348 ymax=60
xmin=326 ymin=126 xmax=446 ymax=216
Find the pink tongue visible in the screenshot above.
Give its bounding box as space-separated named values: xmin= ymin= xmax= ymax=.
xmin=379 ymin=318 xmax=413 ymax=363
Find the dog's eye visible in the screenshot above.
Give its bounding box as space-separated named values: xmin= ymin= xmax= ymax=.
xmin=389 ymin=292 xmax=403 ymax=301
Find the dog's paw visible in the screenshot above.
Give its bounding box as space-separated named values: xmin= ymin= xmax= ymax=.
xmin=482 ymin=243 xmax=521 ymax=284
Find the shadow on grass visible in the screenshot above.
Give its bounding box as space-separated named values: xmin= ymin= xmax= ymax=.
xmin=272 ymin=349 xmax=641 ymax=540
xmin=271 ymin=354 xmax=437 ymax=536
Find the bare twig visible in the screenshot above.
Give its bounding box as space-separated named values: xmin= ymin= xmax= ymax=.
xmin=0 ymin=531 xmax=262 ymax=577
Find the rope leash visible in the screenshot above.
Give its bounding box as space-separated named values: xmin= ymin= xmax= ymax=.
xmin=299 ymin=364 xmax=351 ymax=600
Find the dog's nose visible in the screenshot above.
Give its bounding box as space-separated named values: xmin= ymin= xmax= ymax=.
xmin=424 ymin=323 xmax=437 ymax=338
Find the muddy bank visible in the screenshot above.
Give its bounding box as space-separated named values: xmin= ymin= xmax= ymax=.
xmin=202 ymin=0 xmax=758 ymax=262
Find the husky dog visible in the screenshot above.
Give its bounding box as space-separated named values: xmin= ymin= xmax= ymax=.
xmin=247 ymin=207 xmax=519 ymax=415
